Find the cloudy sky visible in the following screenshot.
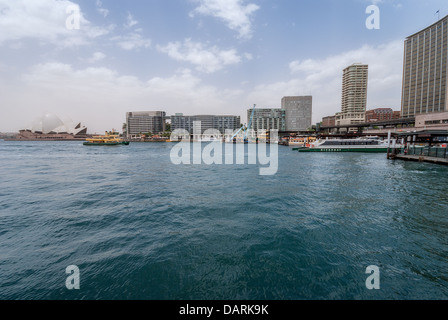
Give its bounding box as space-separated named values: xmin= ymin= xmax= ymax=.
xmin=0 ymin=0 xmax=447 ymax=133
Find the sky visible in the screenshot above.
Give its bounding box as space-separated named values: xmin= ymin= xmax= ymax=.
xmin=1 ymin=0 xmax=447 ymax=133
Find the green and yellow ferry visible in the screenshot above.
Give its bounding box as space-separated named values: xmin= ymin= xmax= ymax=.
xmin=83 ymin=132 xmax=130 ymax=146
xmin=298 ymin=137 xmax=390 ymax=153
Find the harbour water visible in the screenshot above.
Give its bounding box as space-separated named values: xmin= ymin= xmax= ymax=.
xmin=0 ymin=141 xmax=447 ymax=300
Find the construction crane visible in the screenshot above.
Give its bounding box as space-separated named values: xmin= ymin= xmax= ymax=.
xmin=231 ymin=126 xmax=245 ymax=141
xmin=245 ymin=104 xmax=257 ymax=142
xmin=231 ymin=104 xmax=257 ymax=143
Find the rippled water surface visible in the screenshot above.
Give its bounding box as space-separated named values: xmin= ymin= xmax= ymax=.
xmin=0 ymin=141 xmax=447 ymax=300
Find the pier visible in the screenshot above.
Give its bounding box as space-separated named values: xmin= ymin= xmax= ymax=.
xmin=391 ymin=154 xmax=448 ymax=165
xmin=388 ymin=130 xmax=448 ymax=166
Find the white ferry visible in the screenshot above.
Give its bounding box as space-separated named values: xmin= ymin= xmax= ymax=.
xmin=298 ymin=137 xmax=392 ymax=153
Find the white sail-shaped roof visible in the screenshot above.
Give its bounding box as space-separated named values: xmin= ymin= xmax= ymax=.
xmin=25 ymin=113 xmax=87 ymax=135
xmin=42 ymin=113 xmax=64 ymax=134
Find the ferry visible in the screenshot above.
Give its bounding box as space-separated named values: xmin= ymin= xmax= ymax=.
xmin=83 ymin=131 xmax=130 ymax=146
xmin=298 ymin=137 xmax=391 ymax=153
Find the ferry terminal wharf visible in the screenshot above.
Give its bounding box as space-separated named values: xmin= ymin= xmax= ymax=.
xmin=283 ymin=129 xmax=448 ymax=167
xmin=387 ymin=130 xmax=448 ymax=166
xmin=392 ymin=154 xmax=448 ymax=165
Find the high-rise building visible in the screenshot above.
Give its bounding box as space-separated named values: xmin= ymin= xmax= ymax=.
xmin=126 ymin=111 xmax=166 ymax=138
xmin=337 ymin=63 xmax=368 ymax=126
xmin=247 ymin=108 xmax=286 ymax=132
xmin=401 ymin=15 xmax=448 ymax=118
xmin=170 ymin=114 xmax=241 ymax=134
xmin=281 ymin=96 xmax=312 ymax=131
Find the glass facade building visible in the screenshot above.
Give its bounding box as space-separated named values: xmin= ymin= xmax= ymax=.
xmin=247 ymin=108 xmax=286 ymax=132
xmin=281 ymin=96 xmax=312 ymax=131
xmin=170 ymin=114 xmax=241 ymax=134
xmin=401 ymin=15 xmax=448 ymax=118
xmin=126 ymin=111 xmax=166 ymax=137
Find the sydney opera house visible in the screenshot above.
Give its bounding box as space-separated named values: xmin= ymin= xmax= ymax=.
xmin=12 ymin=113 xmax=88 ymax=141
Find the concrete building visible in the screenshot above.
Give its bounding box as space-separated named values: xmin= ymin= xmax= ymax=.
xmin=401 ymin=15 xmax=448 ymax=118
xmin=126 ymin=111 xmax=166 ymax=138
xmin=414 ymin=111 xmax=448 ymax=130
xmin=281 ymin=96 xmax=312 ymax=131
xmin=247 ymin=108 xmax=286 ymax=132
xmin=170 ymin=114 xmax=241 ymax=134
xmin=365 ymin=108 xmax=400 ymax=122
xmin=337 ymin=64 xmax=368 ymax=126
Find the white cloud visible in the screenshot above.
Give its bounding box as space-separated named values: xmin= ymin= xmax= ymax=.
xmin=109 ymin=12 xmax=150 ymax=51
xmin=125 ymin=12 xmax=138 ymax=28
xmin=112 ymin=33 xmax=151 ymax=50
xmin=243 ymin=52 xmax=253 ymax=60
xmin=87 ymin=52 xmax=106 ymax=63
xmin=157 ymin=39 xmax=243 ymax=73
xmin=191 ymin=0 xmax=259 ymax=39
xmin=366 ymin=0 xmax=403 ymax=9
xmin=96 ymin=0 xmax=109 ymax=17
xmin=0 ymin=40 xmax=405 ymax=132
xmin=0 ymin=0 xmax=110 ymax=47
xmin=0 ymin=63 xmax=244 ymax=132
xmin=248 ymin=40 xmax=404 ymax=123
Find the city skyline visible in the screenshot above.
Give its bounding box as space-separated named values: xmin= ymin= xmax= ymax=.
xmin=1 ymin=0 xmax=448 ymax=133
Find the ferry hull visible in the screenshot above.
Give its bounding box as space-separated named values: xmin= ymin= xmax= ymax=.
xmin=298 ymin=147 xmax=388 ymax=153
xmin=83 ymin=141 xmax=129 ymax=146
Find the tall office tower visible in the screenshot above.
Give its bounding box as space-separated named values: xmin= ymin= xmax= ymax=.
xmin=126 ymin=111 xmax=166 ymax=137
xmin=401 ymin=15 xmax=448 ymax=118
xmin=337 ymin=63 xmax=369 ymax=126
xmin=281 ymin=96 xmax=312 ymax=131
xmin=247 ymin=108 xmax=286 ymax=132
